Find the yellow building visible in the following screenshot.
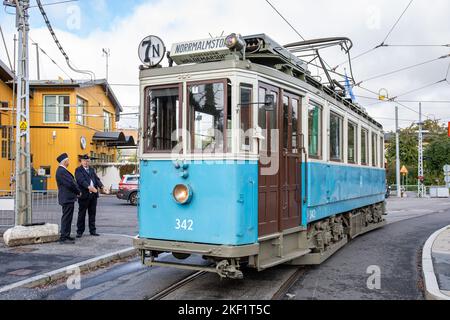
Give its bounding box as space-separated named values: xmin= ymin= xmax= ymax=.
xmin=0 ymin=60 xmax=14 ymax=191
xmin=29 ymin=79 xmax=123 ymax=190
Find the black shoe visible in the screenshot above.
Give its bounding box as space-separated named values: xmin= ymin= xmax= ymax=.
xmin=59 ymin=239 xmax=75 ymax=244
xmin=90 ymin=233 xmax=100 ymax=237
xmin=76 ymin=234 xmax=83 ymax=239
xmin=67 ymin=236 xmax=76 ymax=241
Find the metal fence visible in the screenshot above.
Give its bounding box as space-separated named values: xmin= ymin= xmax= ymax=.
xmin=0 ymin=190 xmax=60 ymax=228
xmin=389 ymin=185 xmax=449 ymax=197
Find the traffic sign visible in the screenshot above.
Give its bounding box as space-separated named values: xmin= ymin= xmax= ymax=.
xmin=19 ymin=121 xmax=28 ymax=131
xmin=401 ymin=166 xmax=409 ymax=175
xmin=444 ymin=165 xmax=450 ymax=173
xmin=138 ymin=35 xmax=166 ymax=67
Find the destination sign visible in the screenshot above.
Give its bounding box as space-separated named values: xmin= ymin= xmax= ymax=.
xmin=170 ymin=36 xmax=231 ymax=65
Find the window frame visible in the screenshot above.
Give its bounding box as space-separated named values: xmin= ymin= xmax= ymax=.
xmin=187 ymin=79 xmax=230 ymax=154
xmin=43 ymin=95 xmax=71 ymax=124
xmin=380 ymin=136 xmax=385 ymax=169
xmin=372 ymin=132 xmax=379 ymax=168
xmin=239 ymin=83 xmax=254 ymax=153
xmin=347 ymin=120 xmax=358 ymax=164
xmin=76 ymin=96 xmax=87 ymax=126
xmin=361 ymin=127 xmax=369 ymax=166
xmin=329 ymin=111 xmax=344 ymax=163
xmin=143 ymin=83 xmax=183 ymax=154
xmin=308 ymin=101 xmax=323 ymax=159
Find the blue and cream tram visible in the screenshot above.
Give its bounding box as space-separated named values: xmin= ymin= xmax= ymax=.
xmin=134 ymin=34 xmax=386 ymax=279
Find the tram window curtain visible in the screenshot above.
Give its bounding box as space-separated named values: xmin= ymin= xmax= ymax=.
xmin=145 ymin=87 xmax=180 ymax=152
xmin=308 ymin=102 xmax=322 ymax=158
xmin=329 ymin=112 xmax=343 ymax=162
xmin=361 ymin=128 xmax=369 ymax=165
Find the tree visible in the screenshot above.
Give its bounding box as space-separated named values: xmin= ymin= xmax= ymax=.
xmin=385 ymin=120 xmax=448 ymax=186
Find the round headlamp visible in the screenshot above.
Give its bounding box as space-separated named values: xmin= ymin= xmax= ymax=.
xmin=173 ymin=184 xmax=193 ymax=205
xmin=225 ymin=33 xmax=246 ymax=51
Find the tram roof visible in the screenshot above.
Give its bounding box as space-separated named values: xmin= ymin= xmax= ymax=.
xmin=140 ymin=34 xmax=383 ymax=130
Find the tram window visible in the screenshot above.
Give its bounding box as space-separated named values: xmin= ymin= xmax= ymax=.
xmin=283 ymin=96 xmax=289 ymax=149
xmin=308 ymin=102 xmax=322 ymax=158
xmin=348 ymin=121 xmax=357 ymax=164
xmin=372 ymin=132 xmax=378 ymax=167
xmin=292 ymin=99 xmax=299 ymax=152
xmin=240 ymin=85 xmax=253 ymax=152
xmin=145 ymin=86 xmax=180 ymax=152
xmin=189 ymin=81 xmax=227 ymax=153
xmin=361 ymin=128 xmax=369 ymax=165
xmin=329 ymin=112 xmax=343 ymax=162
xmin=380 ymin=137 xmax=385 ymax=168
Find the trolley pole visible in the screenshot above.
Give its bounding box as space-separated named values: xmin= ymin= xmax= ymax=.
xmin=418 ymin=103 xmax=425 ymax=198
xmin=395 ymin=106 xmax=401 ymax=198
xmin=13 ymin=0 xmax=33 ymax=226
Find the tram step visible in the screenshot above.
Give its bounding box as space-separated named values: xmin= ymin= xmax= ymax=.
xmin=259 ymin=249 xmax=311 ymax=270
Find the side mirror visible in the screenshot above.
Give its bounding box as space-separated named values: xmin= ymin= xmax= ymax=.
xmin=264 ymin=94 xmax=276 ymax=111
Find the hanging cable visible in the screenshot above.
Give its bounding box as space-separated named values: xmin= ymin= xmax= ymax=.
xmin=391 ymin=79 xmax=446 ymax=100
xmin=29 ymin=36 xmax=74 ymax=81
xmin=381 ymin=0 xmax=414 ymax=45
xmin=357 ymin=54 xmax=450 ymax=84
xmin=35 ymin=0 xmax=95 ymax=81
xmin=0 ymin=24 xmax=13 ymax=71
xmin=264 ymin=0 xmax=306 ymax=41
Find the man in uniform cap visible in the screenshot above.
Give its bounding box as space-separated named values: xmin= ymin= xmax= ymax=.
xmin=55 ymin=153 xmax=81 ymax=244
xmin=75 ymin=154 xmax=104 ymax=238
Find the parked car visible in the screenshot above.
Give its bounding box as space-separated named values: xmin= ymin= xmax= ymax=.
xmin=117 ymin=175 xmax=139 ymax=206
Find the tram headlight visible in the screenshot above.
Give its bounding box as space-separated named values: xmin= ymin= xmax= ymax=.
xmin=173 ymin=184 xmax=193 ymax=205
xmin=225 ymin=33 xmax=246 ymax=51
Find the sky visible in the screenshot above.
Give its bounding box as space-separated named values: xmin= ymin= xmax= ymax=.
xmin=0 ymin=0 xmax=449 ymax=131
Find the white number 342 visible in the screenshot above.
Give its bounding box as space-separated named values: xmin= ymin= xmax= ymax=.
xmin=175 ymin=219 xmax=194 ymax=231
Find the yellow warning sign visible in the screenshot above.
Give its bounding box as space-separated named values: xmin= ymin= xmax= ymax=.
xmin=401 ymin=166 xmax=409 ymax=175
xmin=19 ymin=121 xmax=28 ymax=131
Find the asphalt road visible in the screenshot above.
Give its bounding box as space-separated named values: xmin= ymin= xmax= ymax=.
xmin=1 ymin=198 xmax=449 ymax=300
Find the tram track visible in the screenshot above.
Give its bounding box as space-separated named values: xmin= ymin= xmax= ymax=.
xmin=148 ymin=271 xmax=207 ymax=300
xmin=271 ymin=268 xmax=307 ymax=300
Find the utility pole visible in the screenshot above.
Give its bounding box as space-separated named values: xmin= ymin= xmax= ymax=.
xmin=395 ymin=106 xmax=401 ymax=198
xmin=9 ymin=0 xmax=32 ymax=226
xmin=418 ymin=103 xmax=425 ymax=198
xmin=102 ymin=48 xmax=110 ymax=82
xmin=33 ymin=42 xmax=40 ymax=80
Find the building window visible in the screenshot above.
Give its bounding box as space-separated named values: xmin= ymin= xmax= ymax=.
xmin=1 ymin=126 xmax=13 ymax=160
xmin=348 ymin=121 xmax=357 ymax=164
xmin=361 ymin=128 xmax=369 ymax=165
xmin=144 ymin=86 xmax=180 ymax=153
xmin=44 ymin=95 xmax=70 ymax=123
xmin=330 ymin=112 xmax=343 ymax=162
xmin=103 ymin=111 xmax=112 ymax=132
xmin=372 ymin=132 xmax=378 ymax=167
xmin=308 ymin=102 xmax=322 ymax=158
xmin=239 ymin=85 xmax=253 ymax=152
xmin=76 ymin=97 xmax=87 ymax=125
xmin=188 ymin=81 xmax=230 ymax=153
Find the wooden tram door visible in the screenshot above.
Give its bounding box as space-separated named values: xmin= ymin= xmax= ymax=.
xmin=258 ymin=83 xmax=302 ymax=237
xmin=280 ymin=93 xmax=302 ymax=230
xmin=258 ymin=83 xmax=280 ymax=236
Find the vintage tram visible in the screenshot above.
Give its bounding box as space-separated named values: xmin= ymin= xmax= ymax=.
xmin=133 ymin=34 xmax=386 ymax=279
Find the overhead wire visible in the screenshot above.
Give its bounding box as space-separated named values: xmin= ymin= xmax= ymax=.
xmin=264 ymin=0 xmax=306 ymax=41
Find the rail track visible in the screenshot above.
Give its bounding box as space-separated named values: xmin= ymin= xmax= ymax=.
xmin=148 ymin=271 xmax=207 ymax=300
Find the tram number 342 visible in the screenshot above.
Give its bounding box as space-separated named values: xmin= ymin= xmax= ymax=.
xmin=175 ymin=219 xmax=194 ymax=231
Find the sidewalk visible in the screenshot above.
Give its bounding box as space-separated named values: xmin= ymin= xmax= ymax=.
xmin=0 ymin=233 xmax=136 ymax=293
xmin=423 ymin=225 xmax=450 ymax=300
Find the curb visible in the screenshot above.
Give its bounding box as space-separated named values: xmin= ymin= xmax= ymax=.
xmin=422 ymin=226 xmax=450 ymax=300
xmin=0 ymin=247 xmax=137 ymax=294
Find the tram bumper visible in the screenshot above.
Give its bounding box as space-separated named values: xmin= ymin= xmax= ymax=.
xmin=134 ymin=237 xmax=259 ymax=279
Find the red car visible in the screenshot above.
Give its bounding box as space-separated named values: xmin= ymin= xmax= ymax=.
xmin=117 ymin=175 xmax=139 ymax=206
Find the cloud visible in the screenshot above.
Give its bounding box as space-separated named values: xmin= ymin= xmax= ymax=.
xmin=0 ymin=0 xmax=448 ymax=131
